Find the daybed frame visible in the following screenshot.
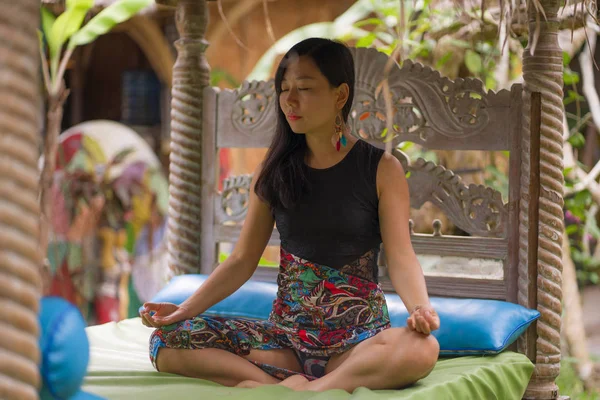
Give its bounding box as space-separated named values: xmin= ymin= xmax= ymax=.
xmin=0 ymin=0 xmax=566 ymax=399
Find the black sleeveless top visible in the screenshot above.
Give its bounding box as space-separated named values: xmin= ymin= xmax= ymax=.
xmin=273 ymin=140 xmax=385 ymax=279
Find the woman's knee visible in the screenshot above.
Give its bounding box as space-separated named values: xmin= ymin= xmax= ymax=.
xmin=149 ymin=317 xmax=207 ymax=373
xmin=382 ymin=329 xmax=439 ymax=379
xmin=155 ymin=347 xmax=179 ymax=373
xmin=404 ymin=332 xmax=439 ymax=379
xmin=418 ymin=334 xmax=439 ymax=376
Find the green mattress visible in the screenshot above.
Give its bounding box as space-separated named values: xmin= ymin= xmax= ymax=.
xmin=82 ymin=318 xmax=534 ymax=400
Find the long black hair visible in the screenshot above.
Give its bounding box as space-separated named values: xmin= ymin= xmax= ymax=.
xmin=254 ymin=38 xmax=355 ymax=210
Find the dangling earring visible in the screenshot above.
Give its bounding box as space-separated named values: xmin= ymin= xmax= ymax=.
xmin=334 ymin=114 xmax=348 ymax=151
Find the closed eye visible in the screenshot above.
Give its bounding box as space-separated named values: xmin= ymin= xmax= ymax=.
xmin=280 ymin=87 xmax=310 ymax=92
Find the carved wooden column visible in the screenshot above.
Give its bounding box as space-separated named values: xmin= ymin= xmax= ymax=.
xmin=0 ymin=1 xmax=43 ymax=399
xmin=518 ymin=0 xmax=565 ymax=398
xmin=156 ymin=0 xmax=210 ymax=275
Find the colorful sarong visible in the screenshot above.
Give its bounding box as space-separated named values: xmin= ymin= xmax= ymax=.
xmin=149 ymin=247 xmax=390 ymax=380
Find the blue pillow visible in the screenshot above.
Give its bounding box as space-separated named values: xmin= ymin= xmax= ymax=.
xmin=39 ymin=297 xmax=106 ymax=400
xmin=143 ymin=274 xmax=540 ymax=356
xmin=145 ymin=275 xmax=276 ymax=319
xmin=384 ymin=295 xmax=540 ymax=355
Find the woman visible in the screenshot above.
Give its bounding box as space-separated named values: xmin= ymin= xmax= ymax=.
xmin=141 ymin=38 xmax=440 ymax=392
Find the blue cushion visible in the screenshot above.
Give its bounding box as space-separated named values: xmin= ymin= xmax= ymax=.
xmin=39 ymin=297 xmax=102 ymax=400
xmin=143 ymin=274 xmax=540 ymax=356
xmin=146 ymin=275 xmax=277 ymax=319
xmin=384 ymin=296 xmax=540 ymax=355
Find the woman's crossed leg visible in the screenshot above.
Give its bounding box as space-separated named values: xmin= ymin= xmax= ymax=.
xmin=150 ymin=315 xmax=304 ymax=387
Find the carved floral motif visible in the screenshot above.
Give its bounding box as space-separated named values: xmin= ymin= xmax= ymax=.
xmin=216 ymin=174 xmax=252 ymax=223
xmin=231 ymin=80 xmax=276 ymax=133
xmin=349 ymin=48 xmax=490 ymax=147
xmin=394 ymin=150 xmax=507 ymax=238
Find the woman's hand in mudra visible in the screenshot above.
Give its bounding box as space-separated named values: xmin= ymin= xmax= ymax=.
xmin=140 ymin=302 xmax=192 ymax=328
xmin=406 ymin=305 xmax=440 ymax=335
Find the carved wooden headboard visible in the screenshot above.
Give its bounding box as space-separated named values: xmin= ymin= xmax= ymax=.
xmin=200 ymin=47 xmax=525 ymax=304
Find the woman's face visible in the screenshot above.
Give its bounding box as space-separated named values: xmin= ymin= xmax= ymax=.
xmin=279 ymin=55 xmax=347 ymax=136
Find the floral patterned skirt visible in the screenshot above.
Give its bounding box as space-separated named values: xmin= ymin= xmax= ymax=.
xmin=149 ymin=247 xmax=390 ymax=381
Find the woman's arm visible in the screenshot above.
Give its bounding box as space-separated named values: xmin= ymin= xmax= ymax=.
xmin=175 ymin=163 xmax=275 ymax=317
xmin=377 ymin=153 xmax=440 ymax=334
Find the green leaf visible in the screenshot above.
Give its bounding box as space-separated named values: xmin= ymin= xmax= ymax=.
xmin=354 ymin=18 xmax=383 ymax=28
xmin=565 ymin=224 xmax=579 ymax=235
xmin=563 ymin=51 xmax=572 ymax=66
xmin=356 ymin=33 xmax=377 ymax=48
xmin=575 ymin=189 xmax=593 ymax=207
xmin=40 ymin=7 xmax=57 ymax=77
xmin=590 ymin=272 xmax=599 ymax=285
xmin=485 ymin=75 xmax=497 ymax=91
xmin=564 ymin=166 xmax=574 ymax=176
xmin=67 ymin=0 xmax=87 ymax=7
xmin=564 ymin=68 xmax=580 ymax=85
xmin=41 ymin=7 xmax=56 ymax=42
xmin=68 ymin=0 xmax=153 ymax=49
xmin=435 ymin=52 xmax=453 ymax=68
xmin=49 ymin=0 xmax=94 ymax=58
xmin=464 ymin=50 xmax=483 ymax=74
xmin=567 ymin=132 xmax=586 ymax=149
xmin=398 ymin=141 xmax=413 ymax=152
xmin=566 ymin=90 xmax=585 ymax=103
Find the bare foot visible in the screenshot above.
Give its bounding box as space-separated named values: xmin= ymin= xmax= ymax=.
xmin=278 ymin=375 xmax=310 ymax=390
xmin=235 ymin=380 xmax=266 ymax=389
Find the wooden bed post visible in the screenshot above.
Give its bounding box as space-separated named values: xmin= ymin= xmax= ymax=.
xmin=0 ymin=1 xmax=43 ymax=399
xmin=518 ymin=0 xmax=565 ymax=398
xmin=155 ymin=0 xmax=211 ymax=275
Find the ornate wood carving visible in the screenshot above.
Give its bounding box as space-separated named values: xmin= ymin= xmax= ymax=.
xmin=216 ymin=157 xmax=507 ymax=239
xmin=349 ymin=48 xmax=490 ymax=147
xmin=518 ymin=0 xmax=565 ymax=397
xmin=231 ymin=80 xmax=277 ymax=134
xmin=217 ymin=48 xmax=515 ymax=151
xmin=0 ymin=2 xmax=43 ymax=399
xmin=166 ymin=0 xmax=210 ymax=275
xmin=215 ymin=174 xmax=252 ymax=223
xmin=392 ymin=150 xmax=507 ymax=238
xmin=217 ymin=79 xmax=277 ymax=148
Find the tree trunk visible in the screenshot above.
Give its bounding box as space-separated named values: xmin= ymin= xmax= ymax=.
xmin=0 ymin=1 xmax=43 ymax=399
xmin=39 ymin=87 xmax=69 ymax=294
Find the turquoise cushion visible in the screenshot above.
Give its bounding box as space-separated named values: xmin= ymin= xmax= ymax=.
xmin=142 ymin=274 xmax=540 ymax=356
xmin=385 ymin=296 xmax=539 ymax=355
xmin=39 ymin=297 xmax=104 ymax=400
